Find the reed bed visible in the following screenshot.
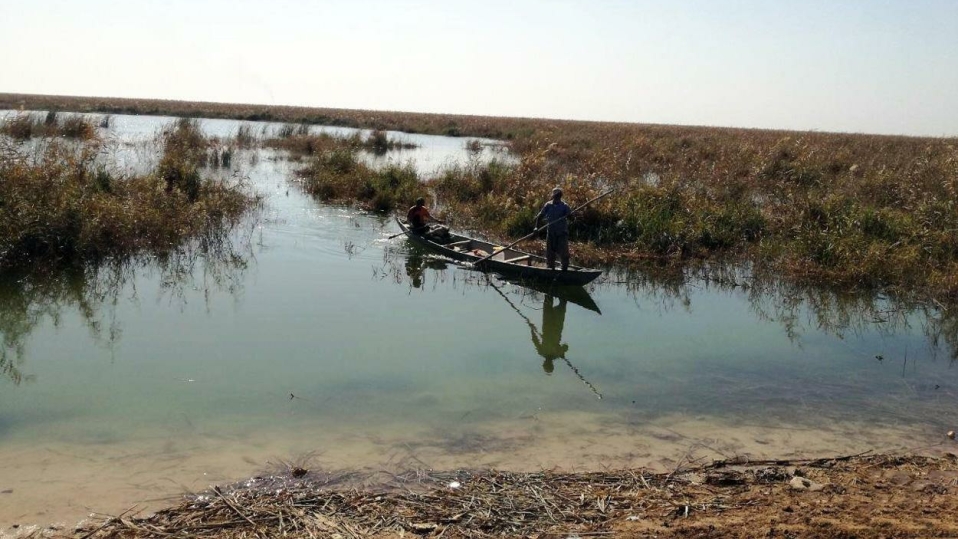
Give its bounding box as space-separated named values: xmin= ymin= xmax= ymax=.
xmin=299 ymin=151 xmax=419 ymax=212
xmin=72 ymin=453 xmax=958 ymax=538
xmin=276 ymin=124 xmax=958 ymax=300
xmin=278 ymin=126 xmax=957 ymax=301
xmin=5 ymin=93 xmax=957 ymax=300
xmin=365 ymin=129 xmax=418 ymax=154
xmin=232 ymin=123 xmax=258 ymax=148
xmin=267 ymin=131 xmax=420 ymax=211
xmin=0 ymin=93 xmax=539 ymax=139
xmin=265 ymin=128 xmax=417 ymax=155
xmin=0 ymin=118 xmax=258 ymax=269
xmin=0 ymin=111 xmax=99 ymax=140
xmin=265 ymin=131 xmax=363 ymax=155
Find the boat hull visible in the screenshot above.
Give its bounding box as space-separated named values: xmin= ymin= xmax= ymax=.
xmin=396 ymin=219 xmax=602 ymax=286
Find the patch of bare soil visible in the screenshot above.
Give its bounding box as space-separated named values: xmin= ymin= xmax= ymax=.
xmin=50 ymin=453 xmax=958 ymax=538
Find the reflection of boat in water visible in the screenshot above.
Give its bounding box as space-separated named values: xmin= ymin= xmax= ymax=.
xmin=401 ymin=245 xmax=600 ymax=313
xmin=499 ymin=277 xmax=601 ymax=315
xmin=396 ymin=244 xmax=603 ymax=398
xmin=396 ymin=218 xmax=602 ymax=286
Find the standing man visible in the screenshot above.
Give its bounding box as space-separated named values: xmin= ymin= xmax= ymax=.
xmin=535 ymin=187 xmax=571 ymax=271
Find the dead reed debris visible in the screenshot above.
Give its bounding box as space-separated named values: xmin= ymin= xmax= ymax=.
xmin=73 ymin=454 xmax=958 ymax=538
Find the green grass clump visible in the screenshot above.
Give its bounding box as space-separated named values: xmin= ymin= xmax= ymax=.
xmin=266 ymin=130 xmax=422 ymax=212
xmin=276 ymin=124 xmax=296 ymax=139
xmin=0 ymin=112 xmax=98 ymax=140
xmin=2 ymin=114 xmax=41 ymax=139
xmin=363 ymin=130 xmax=417 ymax=154
xmin=298 ymin=145 xmax=420 ymax=212
xmin=433 ymin=160 xmax=511 ymax=204
xmin=366 ymin=129 xmax=390 ymax=154
xmin=266 ymin=130 xmax=416 ymax=157
xmin=431 ymin=159 xmax=765 ymax=257
xmin=234 ymin=123 xmax=257 ymax=148
xmin=59 ymin=114 xmax=97 ymax=138
xmin=265 ymin=132 xmax=362 ymax=156
xmin=157 ymin=118 xmax=208 ymax=201
xmin=0 ymin=121 xmax=257 ymax=269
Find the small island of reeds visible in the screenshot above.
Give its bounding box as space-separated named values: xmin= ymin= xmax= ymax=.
xmin=0 ymin=112 xmax=259 ymax=271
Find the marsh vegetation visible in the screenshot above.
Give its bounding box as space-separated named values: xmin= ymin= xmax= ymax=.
xmin=7 ymin=94 xmax=953 ymax=300
xmin=256 ymin=117 xmax=958 ymax=302
xmin=0 ymin=111 xmax=100 ymax=140
xmin=0 ymin=115 xmax=259 ymax=270
xmin=264 ymin=130 xmax=421 ymax=211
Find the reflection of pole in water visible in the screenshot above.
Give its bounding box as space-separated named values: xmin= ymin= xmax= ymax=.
xmin=485 ymin=276 xmax=602 ymax=399
xmin=559 ymin=357 xmax=602 ymax=400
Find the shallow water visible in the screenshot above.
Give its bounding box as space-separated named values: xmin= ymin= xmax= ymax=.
xmin=0 ymin=110 xmax=511 ymax=178
xmin=1 ymin=114 xmax=957 ymax=528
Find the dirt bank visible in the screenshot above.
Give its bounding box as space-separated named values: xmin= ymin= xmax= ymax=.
xmin=17 ymin=452 xmax=948 ymax=538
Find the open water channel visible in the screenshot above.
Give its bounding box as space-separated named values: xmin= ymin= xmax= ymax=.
xmin=1 ymin=114 xmax=956 ymax=529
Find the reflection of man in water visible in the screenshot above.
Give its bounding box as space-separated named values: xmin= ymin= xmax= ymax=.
xmin=530 ymin=294 xmax=569 ymax=374
xmin=405 ymin=251 xmax=424 ymax=288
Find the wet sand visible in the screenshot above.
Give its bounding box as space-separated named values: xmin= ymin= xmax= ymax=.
xmin=1 ymin=410 xmax=949 ymax=532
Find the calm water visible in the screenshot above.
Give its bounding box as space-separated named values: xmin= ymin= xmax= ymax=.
xmin=1 ymin=114 xmax=957 ymax=528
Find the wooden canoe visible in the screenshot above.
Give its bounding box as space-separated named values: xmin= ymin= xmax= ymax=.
xmin=395 ymin=218 xmax=602 ymax=286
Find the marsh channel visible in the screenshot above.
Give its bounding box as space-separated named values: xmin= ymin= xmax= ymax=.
xmin=1 ymin=114 xmax=956 ymax=529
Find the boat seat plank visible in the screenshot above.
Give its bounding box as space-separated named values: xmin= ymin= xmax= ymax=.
xmin=504 ymin=255 xmax=532 ymax=264
xmin=446 ymin=240 xmax=471 ymax=248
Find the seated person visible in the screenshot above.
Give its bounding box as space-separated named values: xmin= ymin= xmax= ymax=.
xmin=406 ymin=197 xmax=449 ymax=240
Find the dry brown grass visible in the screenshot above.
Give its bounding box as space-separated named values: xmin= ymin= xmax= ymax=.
xmin=441 ymin=124 xmax=958 ymax=296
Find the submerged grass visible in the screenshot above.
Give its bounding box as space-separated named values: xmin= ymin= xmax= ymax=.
xmin=0 ymin=118 xmax=259 ymax=270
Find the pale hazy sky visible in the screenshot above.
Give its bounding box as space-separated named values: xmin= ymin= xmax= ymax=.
xmin=1 ymin=0 xmax=956 ymax=136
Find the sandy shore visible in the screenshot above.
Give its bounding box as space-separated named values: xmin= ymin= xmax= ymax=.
xmin=2 ymin=412 xmax=953 ymax=536
xmin=7 ymin=452 xmax=957 ymax=538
